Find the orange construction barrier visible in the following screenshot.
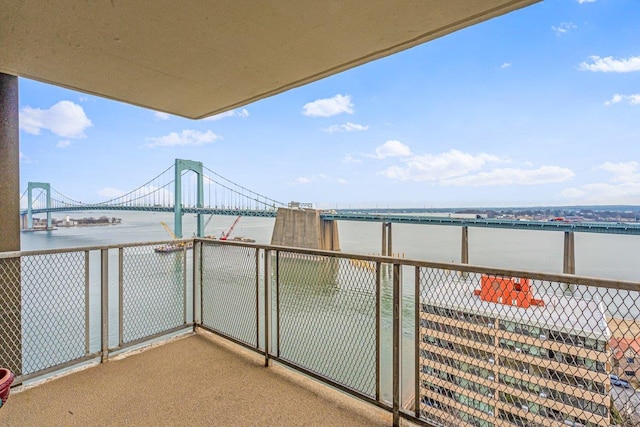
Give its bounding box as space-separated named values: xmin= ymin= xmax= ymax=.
xmin=476 ymin=275 xmax=544 ymax=308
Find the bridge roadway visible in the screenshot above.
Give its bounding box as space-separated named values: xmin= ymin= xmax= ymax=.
xmin=323 ymin=212 xmax=640 ymax=235
xmin=24 ymin=205 xmax=279 ymax=218
xmin=23 ymin=206 xmax=640 ymax=236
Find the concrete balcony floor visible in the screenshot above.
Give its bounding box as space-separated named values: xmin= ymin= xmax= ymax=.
xmin=3 ymin=332 xmax=392 ymax=426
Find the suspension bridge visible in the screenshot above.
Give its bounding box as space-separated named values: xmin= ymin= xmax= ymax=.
xmin=20 ymin=159 xmax=640 ymax=240
xmin=20 ymin=159 xmax=285 ymax=238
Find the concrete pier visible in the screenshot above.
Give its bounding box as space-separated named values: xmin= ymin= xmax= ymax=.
xmin=271 ymin=208 xmax=340 ymax=251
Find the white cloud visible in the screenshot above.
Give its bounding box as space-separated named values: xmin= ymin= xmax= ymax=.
xmin=57 ymin=140 xmax=71 ymax=148
xmin=498 ymin=62 xmax=511 ymax=69
xmin=552 ymin=22 xmax=577 ymax=35
xmin=19 ymin=152 xmax=32 ymax=163
xmin=577 ymin=0 xmax=596 ymax=3
xmin=146 ymin=130 xmax=221 ymax=147
xmin=604 ymin=93 xmax=640 ymax=106
xmin=323 ymin=122 xmax=369 ymax=133
xmin=598 ymin=161 xmax=640 ymax=183
xmin=154 ymin=112 xmax=171 ymax=120
xmin=561 ymin=188 xmax=586 ymax=198
xmin=343 ymin=154 xmax=362 ymax=164
xmin=292 ymin=177 xmax=312 ymax=184
xmin=98 ymin=188 xmax=126 ymax=198
xmin=289 ymin=174 xmax=344 ymax=185
xmin=562 ymin=161 xmax=640 ymax=204
xmin=562 ymin=182 xmax=640 ymax=204
xmin=370 ymin=140 xmax=412 ymax=159
xmin=203 ymin=108 xmax=250 ymax=121
xmin=379 ymin=149 xmax=502 ymax=182
xmin=442 ymin=165 xmax=575 ymax=186
xmin=302 ymin=94 xmax=354 ymax=117
xmin=19 ymin=100 xmax=92 ymax=138
xmin=579 ymin=55 xmax=640 ymax=73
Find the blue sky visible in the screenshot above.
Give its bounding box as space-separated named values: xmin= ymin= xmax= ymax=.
xmin=17 ymin=0 xmax=640 ymax=209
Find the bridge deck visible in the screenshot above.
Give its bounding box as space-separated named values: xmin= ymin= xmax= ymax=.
xmin=22 ymin=206 xmax=640 ymax=235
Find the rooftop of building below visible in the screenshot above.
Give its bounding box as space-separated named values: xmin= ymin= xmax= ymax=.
xmin=2 ymin=331 xmax=393 ymax=426
xmin=422 ymin=275 xmax=611 ymax=341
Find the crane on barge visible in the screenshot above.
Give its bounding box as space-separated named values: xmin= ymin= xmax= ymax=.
xmin=220 ymin=216 xmax=241 ymax=240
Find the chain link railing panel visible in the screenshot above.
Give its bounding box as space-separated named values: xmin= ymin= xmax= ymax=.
xmin=201 ymin=242 xmax=258 ymax=347
xmin=3 ymin=239 xmax=640 ymax=427
xmin=121 ymin=245 xmax=186 ymax=344
xmin=0 ymin=257 xmax=23 ymax=376
xmin=276 ymin=251 xmax=378 ymax=398
xmin=10 ymin=252 xmax=87 ymax=376
xmin=417 ymin=267 xmax=640 ymax=427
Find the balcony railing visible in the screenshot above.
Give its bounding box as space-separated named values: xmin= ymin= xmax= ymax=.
xmin=1 ymin=238 xmax=639 ymax=427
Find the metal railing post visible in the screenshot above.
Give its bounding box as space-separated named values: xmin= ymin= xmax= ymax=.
xmin=392 ymin=263 xmax=401 ymax=427
xmin=414 ymin=266 xmax=420 ymax=419
xmin=84 ymin=251 xmax=90 ymax=355
xmin=192 ymin=240 xmax=200 ymax=330
xmin=118 ymin=247 xmax=124 ymax=347
xmin=255 ymin=248 xmax=260 ymax=348
xmin=182 ymin=245 xmax=187 ymax=325
xmin=264 ymin=249 xmax=271 ymax=367
xmin=276 ymin=251 xmax=281 ymax=358
xmin=200 ymin=242 xmax=204 ymax=329
xmin=375 ymin=260 xmax=381 ymax=401
xmin=101 ymin=248 xmax=109 ymax=362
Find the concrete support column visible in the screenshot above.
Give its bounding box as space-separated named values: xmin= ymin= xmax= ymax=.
xmin=461 ymin=226 xmax=469 ymax=264
xmin=381 ymin=222 xmax=392 ymax=256
xmin=563 ymin=231 xmax=576 ymax=295
xmin=0 ymin=73 xmax=20 ymax=251
xmin=563 ymin=231 xmax=575 ymax=274
xmin=0 ymin=72 xmax=22 ymax=376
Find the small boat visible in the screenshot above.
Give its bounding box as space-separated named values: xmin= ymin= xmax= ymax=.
xmin=229 ymin=236 xmax=256 ymax=243
xmin=204 ymin=236 xmax=255 ymax=243
xmin=154 ymin=241 xmax=194 ymax=253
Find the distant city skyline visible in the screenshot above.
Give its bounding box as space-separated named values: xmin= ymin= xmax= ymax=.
xmin=17 ymin=0 xmax=640 ymax=209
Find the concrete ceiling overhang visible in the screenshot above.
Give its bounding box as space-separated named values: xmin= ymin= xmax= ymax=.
xmin=1 ymin=0 xmax=538 ymax=119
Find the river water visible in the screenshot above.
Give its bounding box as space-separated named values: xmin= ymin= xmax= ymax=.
xmin=19 ymin=211 xmax=640 ymax=403
xmin=21 ymin=211 xmax=640 ymax=282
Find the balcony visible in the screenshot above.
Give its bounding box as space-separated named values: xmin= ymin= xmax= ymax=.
xmin=1 ymin=239 xmax=639 ymax=426
xmin=2 ymin=332 xmax=389 ymax=426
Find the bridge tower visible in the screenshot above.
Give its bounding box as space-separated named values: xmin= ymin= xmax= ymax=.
xmin=174 ymin=159 xmax=205 ymax=238
xmin=26 ymin=182 xmax=52 ymax=230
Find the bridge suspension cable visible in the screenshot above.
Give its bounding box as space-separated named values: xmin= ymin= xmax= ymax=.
xmin=94 ymin=164 xmax=175 ymax=207
xmin=203 ymin=165 xmax=285 ymax=210
xmin=50 ymin=187 xmax=89 ymax=208
xmin=21 ymin=160 xmax=286 ymax=215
